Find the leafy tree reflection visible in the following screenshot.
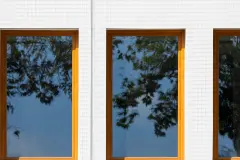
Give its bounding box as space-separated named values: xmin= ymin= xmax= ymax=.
xmin=112 ymin=36 xmax=240 ymax=157
xmin=7 ymin=36 xmax=72 ymax=137
xmin=218 ymin=36 xmax=240 ymax=157
xmin=112 ymin=36 xmax=178 ymax=138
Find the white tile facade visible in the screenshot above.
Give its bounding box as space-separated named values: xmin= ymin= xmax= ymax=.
xmin=1 ymin=0 xmax=240 ymax=160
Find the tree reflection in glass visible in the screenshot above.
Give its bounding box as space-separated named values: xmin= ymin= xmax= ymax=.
xmin=6 ymin=36 xmax=72 ymax=157
xmin=112 ymin=36 xmax=178 ymax=157
xmin=218 ymin=36 xmax=240 ymax=157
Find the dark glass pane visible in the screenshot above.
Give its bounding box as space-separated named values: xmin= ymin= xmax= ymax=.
xmin=6 ymin=36 xmax=72 ymax=157
xmin=112 ymin=36 xmax=178 ymax=157
xmin=218 ymin=36 xmax=240 ymax=157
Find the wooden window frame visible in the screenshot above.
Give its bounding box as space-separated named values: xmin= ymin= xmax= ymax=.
xmin=213 ymin=29 xmax=240 ymax=160
xmin=106 ymin=30 xmax=185 ymax=160
xmin=213 ymin=30 xmax=240 ymax=160
xmin=0 ymin=30 xmax=79 ymax=160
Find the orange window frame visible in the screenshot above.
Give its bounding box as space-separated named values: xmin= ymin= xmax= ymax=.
xmin=213 ymin=30 xmax=240 ymax=160
xmin=0 ymin=30 xmax=78 ymax=160
xmin=106 ymin=30 xmax=185 ymax=160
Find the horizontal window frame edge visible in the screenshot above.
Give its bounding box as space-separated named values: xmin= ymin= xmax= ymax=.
xmin=1 ymin=30 xmax=78 ymax=36
xmin=216 ymin=158 xmax=240 ymax=160
xmin=110 ymin=157 xmax=180 ymax=160
xmin=2 ymin=158 xmax=74 ymax=160
xmin=106 ymin=29 xmax=185 ymax=37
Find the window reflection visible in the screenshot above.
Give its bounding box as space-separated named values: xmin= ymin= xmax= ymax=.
xmin=6 ymin=36 xmax=72 ymax=157
xmin=218 ymin=36 xmax=240 ymax=157
xmin=112 ymin=36 xmax=178 ymax=157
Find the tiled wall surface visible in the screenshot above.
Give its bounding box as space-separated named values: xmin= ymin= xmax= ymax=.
xmin=93 ymin=1 xmax=238 ymax=160
xmin=0 ymin=0 xmax=91 ymax=160
xmin=0 ymin=0 xmax=240 ymax=160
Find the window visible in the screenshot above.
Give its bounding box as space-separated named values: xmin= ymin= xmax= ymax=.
xmin=213 ymin=30 xmax=240 ymax=160
xmin=106 ymin=30 xmax=185 ymax=160
xmin=0 ymin=30 xmax=78 ymax=160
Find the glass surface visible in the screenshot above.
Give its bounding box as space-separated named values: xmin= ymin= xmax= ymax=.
xmin=218 ymin=36 xmax=240 ymax=157
xmin=112 ymin=36 xmax=178 ymax=157
xmin=6 ymin=36 xmax=72 ymax=157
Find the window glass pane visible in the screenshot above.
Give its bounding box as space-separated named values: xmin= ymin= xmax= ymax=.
xmin=112 ymin=36 xmax=178 ymax=157
xmin=6 ymin=36 xmax=72 ymax=157
xmin=218 ymin=36 xmax=240 ymax=157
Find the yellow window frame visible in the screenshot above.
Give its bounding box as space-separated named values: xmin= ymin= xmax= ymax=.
xmin=213 ymin=30 xmax=240 ymax=160
xmin=106 ymin=30 xmax=185 ymax=160
xmin=0 ymin=30 xmax=79 ymax=160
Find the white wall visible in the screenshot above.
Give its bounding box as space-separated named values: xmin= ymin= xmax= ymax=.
xmin=0 ymin=0 xmax=92 ymax=160
xmin=0 ymin=0 xmax=240 ymax=160
xmin=92 ymin=1 xmax=240 ymax=160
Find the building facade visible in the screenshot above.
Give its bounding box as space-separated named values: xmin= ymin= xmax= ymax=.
xmin=0 ymin=0 xmax=239 ymax=160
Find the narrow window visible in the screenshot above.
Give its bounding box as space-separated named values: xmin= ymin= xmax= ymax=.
xmin=213 ymin=30 xmax=240 ymax=159
xmin=0 ymin=30 xmax=78 ymax=160
xmin=107 ymin=30 xmax=185 ymax=160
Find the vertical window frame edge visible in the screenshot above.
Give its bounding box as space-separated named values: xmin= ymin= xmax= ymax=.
xmin=213 ymin=30 xmax=219 ymax=160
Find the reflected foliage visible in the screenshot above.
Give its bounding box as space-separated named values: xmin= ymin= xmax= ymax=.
xmin=112 ymin=36 xmax=178 ymax=137
xmin=218 ymin=36 xmax=240 ymax=156
xmin=112 ymin=36 xmax=240 ymax=156
xmin=7 ymin=36 xmax=72 ymax=137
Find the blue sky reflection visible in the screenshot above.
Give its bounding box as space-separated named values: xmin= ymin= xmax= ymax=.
xmin=112 ymin=36 xmax=178 ymax=157
xmin=6 ymin=36 xmax=72 ymax=157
